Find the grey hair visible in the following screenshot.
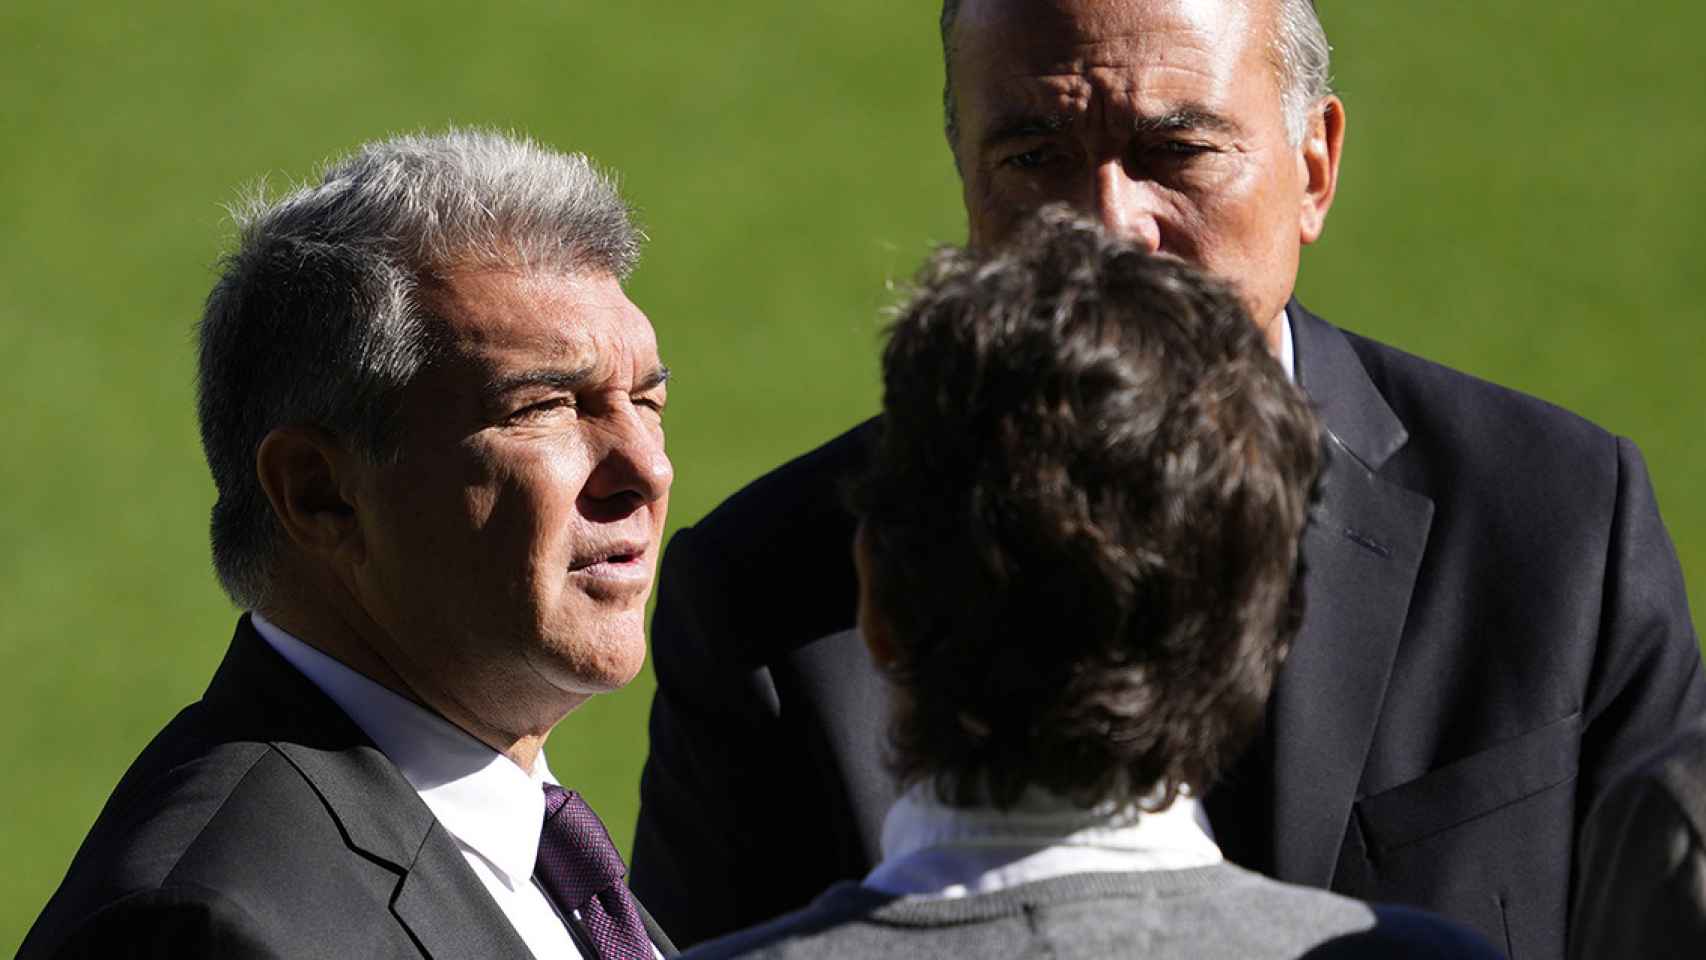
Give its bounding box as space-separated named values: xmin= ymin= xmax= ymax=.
xmin=940 ymin=0 xmax=965 ymax=159
xmin=1272 ymin=0 xmax=1335 ymax=144
xmin=196 ymin=128 xmax=641 ymax=607
xmin=940 ymin=0 xmax=1334 ymax=154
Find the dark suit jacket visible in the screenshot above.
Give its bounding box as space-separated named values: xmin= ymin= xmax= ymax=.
xmin=22 ymin=617 xmax=676 ymax=959
xmin=1568 ymin=719 xmax=1706 ymax=959
xmin=631 ymin=303 xmax=1706 ymax=959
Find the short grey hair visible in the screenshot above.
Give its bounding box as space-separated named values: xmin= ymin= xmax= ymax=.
xmin=1271 ymin=0 xmax=1335 ymax=144
xmin=941 ymin=0 xmax=1334 ymax=154
xmin=197 ymin=128 xmax=641 ymax=607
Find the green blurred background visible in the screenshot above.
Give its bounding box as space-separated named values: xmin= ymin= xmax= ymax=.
xmin=2 ymin=1 xmax=1701 ymax=950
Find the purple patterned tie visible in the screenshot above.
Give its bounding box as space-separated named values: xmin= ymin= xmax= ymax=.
xmin=536 ymin=784 xmax=654 ymax=960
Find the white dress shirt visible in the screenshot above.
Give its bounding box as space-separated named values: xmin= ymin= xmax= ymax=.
xmin=1276 ymin=308 xmax=1297 ymax=382
xmin=865 ymin=782 xmax=1224 ymax=900
xmin=251 ymin=613 xmax=587 ymax=960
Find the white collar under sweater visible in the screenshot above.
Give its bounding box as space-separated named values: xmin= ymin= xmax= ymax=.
xmin=864 ymin=782 xmax=1224 ymax=900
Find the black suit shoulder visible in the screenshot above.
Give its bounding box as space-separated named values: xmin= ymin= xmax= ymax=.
xmin=1338 ymin=325 xmax=1619 ymax=498
xmin=1337 ymin=321 xmax=1700 ymax=751
xmin=664 ymin=417 xmax=874 ymax=667
xmin=49 ymin=884 xmax=278 ymax=960
xmin=60 ymin=707 xmax=269 ymax=883
xmin=1307 ymin=316 xmax=1703 ymax=956
xmin=1340 ymin=326 xmax=1631 ymax=615
xmin=690 ymin=417 xmax=876 ymax=551
xmin=20 ymin=624 xmax=485 ymax=959
xmin=159 ymin=745 xmax=403 ymax=908
xmin=23 ymin=714 xmax=416 ymax=959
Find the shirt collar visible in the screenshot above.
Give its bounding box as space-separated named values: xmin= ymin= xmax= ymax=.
xmin=867 ymin=781 xmax=1223 ymax=897
xmin=251 ymin=613 xmax=554 ymax=890
xmin=1275 ymin=307 xmax=1296 ymax=383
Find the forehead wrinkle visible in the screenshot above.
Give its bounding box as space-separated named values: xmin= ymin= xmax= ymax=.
xmin=966 ymin=0 xmax=1253 ymax=92
xmin=452 ymin=323 xmax=596 ymax=385
xmin=439 ymin=324 xmax=602 ymax=419
xmin=981 ymin=68 xmax=1241 ymax=151
xmin=980 ymin=17 xmax=1240 ymax=114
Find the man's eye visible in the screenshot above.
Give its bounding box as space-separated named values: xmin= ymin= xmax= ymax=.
xmin=506 ymin=397 xmax=575 ymax=422
xmin=1002 ymin=146 xmax=1060 ymax=171
xmin=634 ymin=395 xmax=667 ymax=417
xmin=1150 ymin=140 xmax=1213 ymax=159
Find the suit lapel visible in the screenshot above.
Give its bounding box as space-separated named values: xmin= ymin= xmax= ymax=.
xmin=211 ymin=621 xmax=533 ymax=958
xmin=276 ymin=741 xmax=532 ymax=957
xmin=391 ymin=822 xmax=536 ymax=957
xmin=640 ymin=900 xmax=680 ymax=957
xmin=1271 ymin=305 xmax=1434 ymax=887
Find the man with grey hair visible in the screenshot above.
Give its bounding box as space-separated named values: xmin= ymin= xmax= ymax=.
xmin=633 ymin=1 xmax=1706 ymax=957
xmin=22 ymin=128 xmax=678 ymax=959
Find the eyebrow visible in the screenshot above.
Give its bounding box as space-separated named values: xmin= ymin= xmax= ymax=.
xmin=980 ymin=112 xmax=1076 ymax=152
xmin=485 ymin=366 xmax=595 ymax=396
xmin=636 ymin=364 xmax=671 ymax=393
xmin=979 ymin=104 xmax=1242 ymax=152
xmin=486 ymin=363 xmax=670 ymax=396
xmin=1133 ymin=106 xmax=1242 ymax=137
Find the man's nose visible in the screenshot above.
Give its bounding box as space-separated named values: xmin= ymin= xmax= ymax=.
xmin=584 ymin=412 xmax=673 ymax=511
xmin=1091 ymin=161 xmax=1162 ymax=253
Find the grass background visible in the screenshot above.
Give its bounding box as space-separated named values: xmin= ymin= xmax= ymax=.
xmin=2 ymin=1 xmax=1701 ymax=950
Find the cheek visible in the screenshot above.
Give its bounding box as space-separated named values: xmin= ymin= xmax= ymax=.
xmin=965 ymin=174 xmax=1004 ymax=246
xmin=515 ymin=447 xmax=595 ymax=560
xmin=1191 ymin=161 xmax=1293 ymax=258
xmin=456 ymin=442 xmax=595 ymax=592
xmin=374 ymin=455 xmax=480 ymax=562
xmin=967 ymin=166 xmax=1068 ymax=241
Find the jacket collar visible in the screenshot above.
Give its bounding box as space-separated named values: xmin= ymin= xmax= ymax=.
xmin=1290 ymin=300 xmax=1409 ymax=473
xmin=202 ymin=617 xmax=535 ymax=957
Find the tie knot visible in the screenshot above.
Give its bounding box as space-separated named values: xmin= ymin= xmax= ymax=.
xmin=538 ymin=784 xmax=629 ymax=906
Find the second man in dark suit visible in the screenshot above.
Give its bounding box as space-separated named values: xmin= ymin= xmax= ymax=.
xmin=631 ymin=1 xmax=1706 ymax=956
xmin=685 ymin=210 xmax=1501 ymax=959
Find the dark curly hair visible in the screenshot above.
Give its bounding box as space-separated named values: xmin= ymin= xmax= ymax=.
xmin=849 ymin=209 xmax=1322 ymax=811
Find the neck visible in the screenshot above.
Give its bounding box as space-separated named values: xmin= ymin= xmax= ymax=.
xmin=1261 ymin=306 xmax=1288 ymax=357
xmin=259 ymin=580 xmax=577 ymax=774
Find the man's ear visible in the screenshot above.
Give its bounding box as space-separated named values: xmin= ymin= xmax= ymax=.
xmin=1299 ymin=94 xmax=1346 ymax=245
xmin=255 ymin=426 xmax=365 ymax=564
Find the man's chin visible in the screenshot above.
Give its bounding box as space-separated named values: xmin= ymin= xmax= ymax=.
xmin=531 ymin=631 xmax=649 ymax=697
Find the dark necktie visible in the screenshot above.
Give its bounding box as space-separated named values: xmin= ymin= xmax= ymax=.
xmin=536 ymin=784 xmax=654 ymax=960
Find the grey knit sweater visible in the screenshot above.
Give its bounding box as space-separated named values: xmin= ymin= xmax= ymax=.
xmin=679 ymin=863 xmax=1501 ymax=959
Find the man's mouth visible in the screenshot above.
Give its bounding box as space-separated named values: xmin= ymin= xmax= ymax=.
xmin=569 ymin=541 xmax=650 ymax=575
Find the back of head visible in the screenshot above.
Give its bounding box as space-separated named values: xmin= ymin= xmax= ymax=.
xmin=851 ymin=208 xmax=1321 ymax=811
xmin=196 ymin=128 xmax=639 ymax=608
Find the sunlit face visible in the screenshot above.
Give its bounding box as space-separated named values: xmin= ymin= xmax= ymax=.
xmin=953 ymin=0 xmax=1329 ymax=328
xmin=350 ymin=268 xmax=672 ymax=727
